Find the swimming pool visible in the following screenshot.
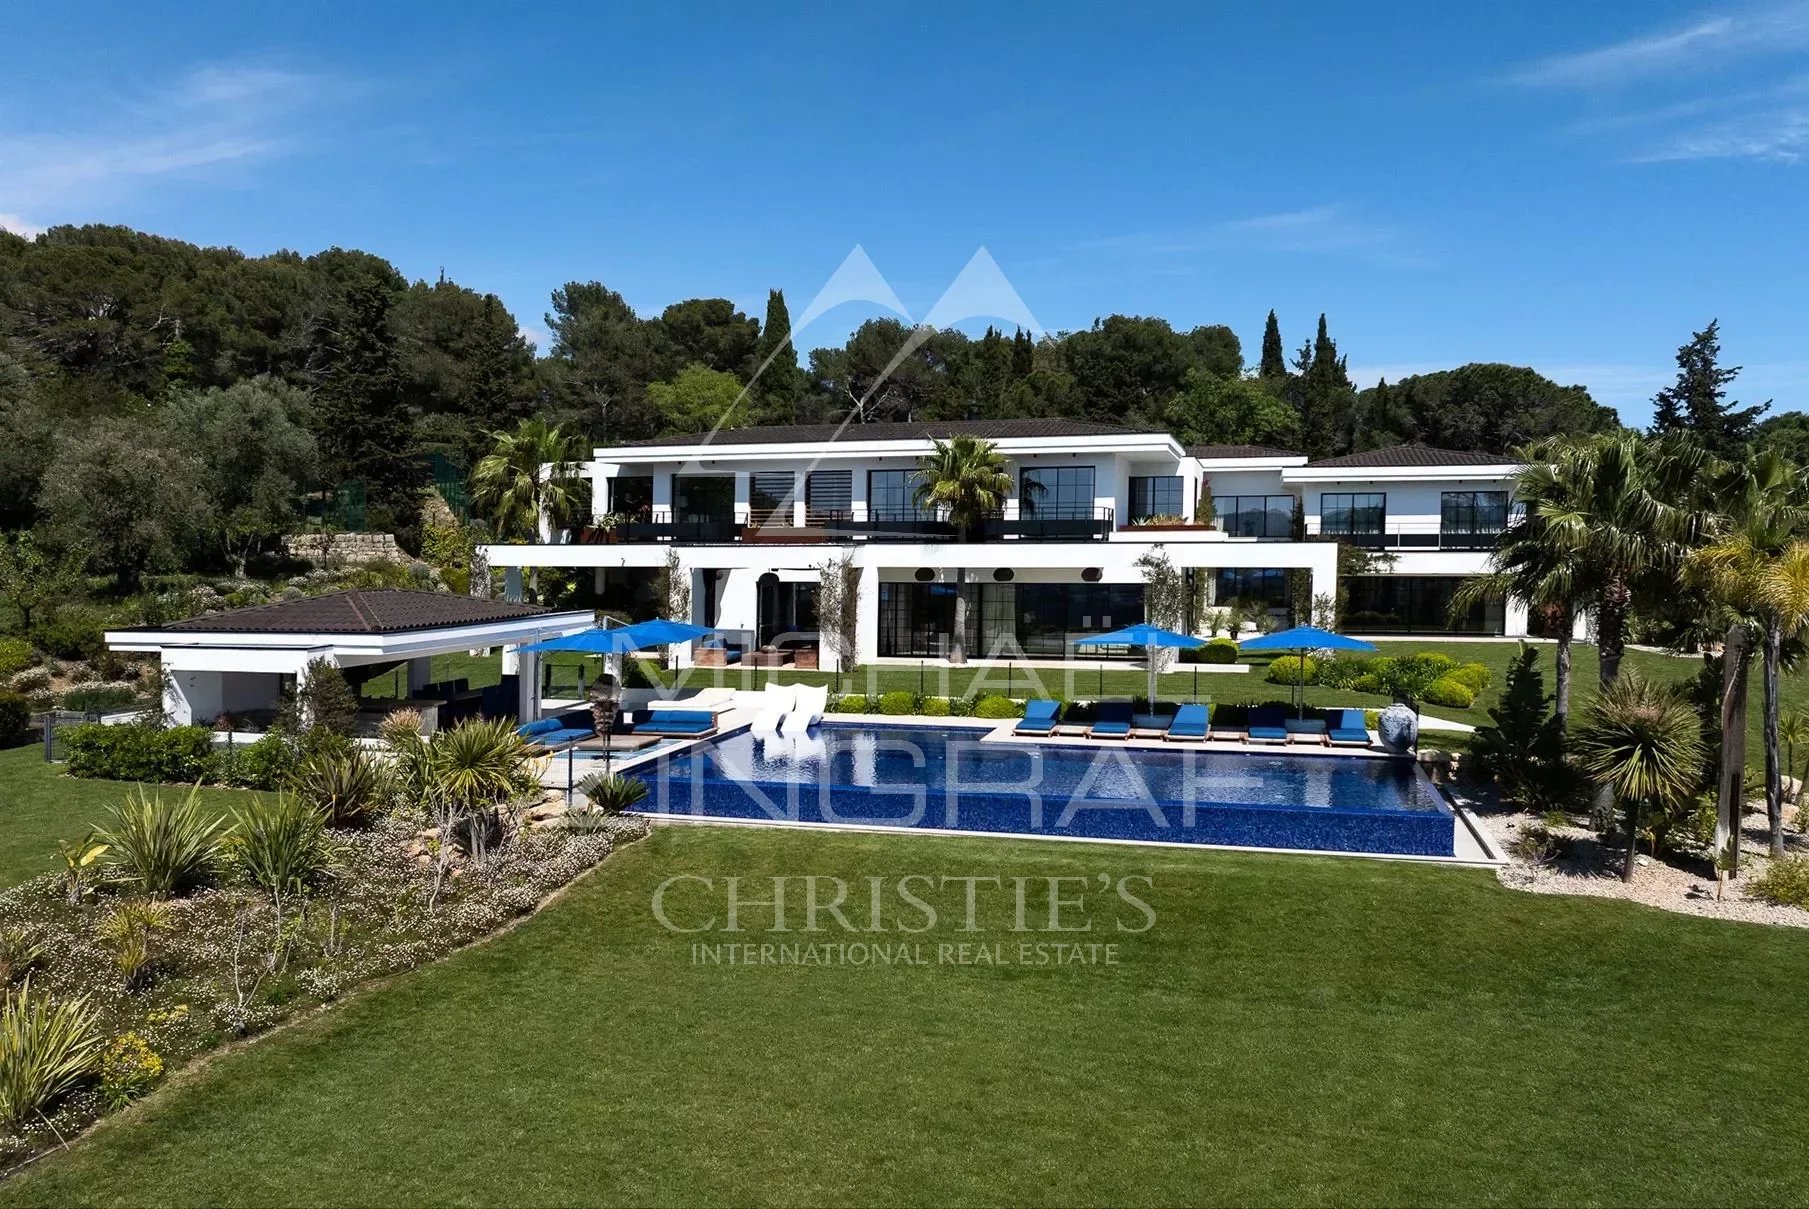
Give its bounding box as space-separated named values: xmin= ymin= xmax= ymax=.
xmin=631 ymin=724 xmax=1454 ymax=857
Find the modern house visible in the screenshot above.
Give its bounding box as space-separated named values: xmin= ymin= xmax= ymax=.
xmin=478 ymin=421 xmax=1535 ymax=671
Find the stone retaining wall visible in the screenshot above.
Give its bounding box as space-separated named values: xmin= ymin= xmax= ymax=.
xmin=283 ymin=532 xmax=404 ymax=564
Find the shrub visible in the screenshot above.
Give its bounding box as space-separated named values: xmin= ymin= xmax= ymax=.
xmin=6 ymin=667 xmax=50 ymax=696
xmin=63 ymin=723 xmax=215 ymax=784
xmin=1265 ymin=655 xmax=1318 ymax=686
xmin=30 ymin=609 xmax=107 ymax=661
xmin=1448 ymin=662 xmax=1492 ymax=693
xmin=574 ymin=772 xmax=650 ymax=815
xmin=0 ymin=926 xmax=43 ymax=987
xmin=95 ymin=900 xmax=175 ymax=989
xmin=428 ymin=718 xmax=538 ymax=810
xmin=99 ymin=1032 xmax=164 ymax=1109
xmin=1315 ymin=654 xmax=1371 ymax=690
xmin=1749 ymin=856 xmax=1809 ymax=908
xmin=920 ymin=696 xmax=952 ymax=717
xmin=99 ymin=785 xmax=229 ymax=897
xmin=0 ymin=981 xmax=105 ymax=1131
xmin=0 ymin=693 xmax=29 ymax=749
xmin=878 ymin=691 xmax=918 ymax=715
xmin=221 ymin=733 xmax=299 ymax=791
xmin=1201 ymin=638 xmax=1239 ymax=665
xmin=0 ymin=639 xmax=32 ymax=678
xmin=973 ymin=695 xmax=1024 ymax=720
xmin=622 ymin=658 xmax=661 ymax=689
xmin=227 ymin=794 xmax=336 ymax=908
xmin=59 ymin=684 xmax=139 ymax=714
xmin=291 ymin=751 xmax=387 ymax=828
xmin=830 ymin=694 xmax=868 ymax=714
xmin=1506 ymin=823 xmax=1561 ymax=866
xmin=1420 ymin=676 xmax=1477 ymax=709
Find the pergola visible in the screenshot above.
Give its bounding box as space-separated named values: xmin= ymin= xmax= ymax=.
xmin=105 ymin=589 xmax=595 ymax=728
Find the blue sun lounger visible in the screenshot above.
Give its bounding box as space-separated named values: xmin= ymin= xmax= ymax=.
xmin=1015 ymin=699 xmax=1061 ymax=736
xmin=1246 ymin=706 xmax=1288 ymax=744
xmin=1328 ymin=708 xmax=1371 ymax=746
xmin=1164 ymin=703 xmax=1210 ymax=741
xmin=1089 ymin=701 xmax=1134 ymax=739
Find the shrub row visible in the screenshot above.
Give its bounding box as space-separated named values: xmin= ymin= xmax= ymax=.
xmin=63 ymin=723 xmax=216 ymax=783
xmin=1271 ymin=650 xmax=1493 ymax=708
xmin=828 ymin=693 xmax=1025 ymax=719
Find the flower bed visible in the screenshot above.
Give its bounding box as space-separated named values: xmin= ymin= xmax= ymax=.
xmin=0 ymin=794 xmax=647 ymax=1165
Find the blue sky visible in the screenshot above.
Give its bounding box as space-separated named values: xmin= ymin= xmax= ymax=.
xmin=2 ymin=1 xmax=1806 ymax=425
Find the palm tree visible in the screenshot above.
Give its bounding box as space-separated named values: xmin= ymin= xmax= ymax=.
xmin=470 ymin=420 xmax=586 ymax=601
xmin=1450 ymin=513 xmax=1579 ymax=731
xmin=1687 ymin=451 xmax=1809 ymax=856
xmin=1779 ymin=709 xmax=1809 ymax=809
xmin=1574 ymin=673 xmax=1705 ymax=882
xmin=913 ymin=436 xmax=1013 ymax=664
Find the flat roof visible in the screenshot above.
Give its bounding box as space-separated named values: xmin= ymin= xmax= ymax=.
xmin=154 ymin=589 xmax=558 ymax=635
xmin=614 ymin=418 xmax=1160 ymax=448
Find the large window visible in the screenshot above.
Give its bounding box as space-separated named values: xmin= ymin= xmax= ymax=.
xmin=1342 ymin=576 xmax=1503 ymax=634
xmin=748 ymin=472 xmax=796 ymax=527
xmin=1129 ymin=476 xmax=1184 ymax=521
xmin=674 ymin=475 xmax=734 ymax=522
xmin=806 ymin=470 xmax=853 ymax=524
xmin=876 ymin=581 xmax=1144 ymax=659
xmin=1214 ymin=568 xmax=1291 ymax=610
xmin=1214 ymin=495 xmax=1296 ymax=539
xmin=1020 ymin=465 xmax=1096 ymax=519
xmin=610 ymin=475 xmax=653 ymax=519
xmin=1440 ymin=491 xmax=1508 ymax=545
xmin=1320 ymin=492 xmax=1386 ymax=537
xmin=868 ymin=469 xmax=927 ymax=522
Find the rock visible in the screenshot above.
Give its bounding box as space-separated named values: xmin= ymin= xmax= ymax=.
xmin=526 ymin=801 xmax=568 ymax=822
xmin=1377 ymin=704 xmax=1418 ymax=752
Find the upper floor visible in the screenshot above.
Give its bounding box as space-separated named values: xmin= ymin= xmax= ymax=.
xmin=555 ymin=419 xmax=1523 ymax=552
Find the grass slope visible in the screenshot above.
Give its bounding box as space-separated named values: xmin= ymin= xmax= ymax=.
xmin=8 ymin=825 xmax=1809 ymax=1206
xmin=0 ymin=746 xmax=255 ymax=887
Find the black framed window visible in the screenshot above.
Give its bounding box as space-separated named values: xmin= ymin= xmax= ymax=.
xmin=1213 ymin=567 xmax=1291 ymax=609
xmin=1213 ymin=495 xmax=1296 ymax=539
xmin=1020 ymin=465 xmax=1095 ymax=519
xmin=1129 ymin=476 xmax=1183 ymax=521
xmin=1341 ymin=576 xmax=1504 ymax=635
xmin=748 ymin=472 xmax=796 ymax=526
xmin=868 ymin=469 xmax=927 ymax=522
xmin=1320 ymin=492 xmax=1385 ymax=537
xmin=610 ymin=475 xmax=653 ymax=519
xmin=806 ymin=470 xmax=853 ymax=524
xmin=675 ymin=475 xmax=734 ymax=522
xmin=1440 ymin=491 xmax=1508 ymax=542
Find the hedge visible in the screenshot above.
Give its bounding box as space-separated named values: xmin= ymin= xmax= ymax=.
xmin=973 ymin=695 xmax=1024 ymax=719
xmin=877 ymin=691 xmax=918 ymax=715
xmin=1201 ymin=638 xmax=1239 ymax=664
xmin=0 ymin=638 xmax=33 ymax=679
xmin=1420 ymin=675 xmax=1476 ymax=709
xmin=920 ymin=696 xmax=951 ymax=717
xmin=212 ymin=733 xmax=298 ymax=791
xmin=62 ymin=723 xmax=216 ymax=783
xmin=830 ymin=694 xmax=868 ymax=714
xmin=1265 ymin=655 xmax=1318 ymax=685
xmin=0 ymin=692 xmax=30 ymax=749
xmin=1448 ymin=662 xmax=1492 ymax=693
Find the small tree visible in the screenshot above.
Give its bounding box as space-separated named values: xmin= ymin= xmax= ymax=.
xmin=279 ymin=658 xmax=358 ymax=738
xmin=1575 ymin=673 xmax=1706 ymax=882
xmin=816 ymin=553 xmax=861 ymax=679
xmin=1471 ymin=643 xmax=1570 ymax=811
xmin=0 ymin=529 xmax=86 ymax=635
xmin=1136 ymin=547 xmax=1186 ymax=687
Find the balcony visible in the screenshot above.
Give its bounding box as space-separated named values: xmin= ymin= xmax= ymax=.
xmin=572 ymin=505 xmax=1118 ymax=545
xmin=1322 ymin=523 xmax=1505 ymax=552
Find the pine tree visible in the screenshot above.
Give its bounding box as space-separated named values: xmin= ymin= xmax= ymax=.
xmin=311 ymin=278 xmax=423 ymax=533
xmin=1010 ymin=327 xmax=1035 ymax=379
xmin=1648 ymin=319 xmax=1768 ymax=457
xmin=752 ymin=288 xmax=804 ymax=424
xmin=1258 ymin=309 xmax=1287 ymax=380
xmin=1287 ymin=314 xmax=1357 ymax=459
xmin=1472 ymin=643 xmax=1570 ymax=810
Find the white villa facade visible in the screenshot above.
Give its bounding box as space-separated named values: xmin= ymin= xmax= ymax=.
xmin=479 ymin=420 xmax=1533 ymax=672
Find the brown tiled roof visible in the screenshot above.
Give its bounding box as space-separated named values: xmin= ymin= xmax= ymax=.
xmin=160 ymin=589 xmax=555 ymax=634
xmin=1306 ymin=444 xmax=1520 ymax=469
xmin=617 ymin=418 xmax=1157 ymax=447
xmin=1187 ymin=443 xmax=1303 ymax=459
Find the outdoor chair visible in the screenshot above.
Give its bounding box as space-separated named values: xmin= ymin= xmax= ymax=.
xmin=1015 ymin=699 xmax=1061 ymax=736
xmin=1328 ymin=709 xmax=1372 ymax=747
xmin=1089 ymin=701 xmax=1134 ymax=739
xmin=1245 ymin=706 xmax=1288 ymax=744
xmin=1164 ymin=703 xmax=1210 ymax=741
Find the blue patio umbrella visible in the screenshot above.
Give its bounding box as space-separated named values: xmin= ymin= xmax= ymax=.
xmin=1239 ymin=625 xmax=1378 ymax=716
xmin=518 ymin=625 xmax=646 ymax=655
xmin=1075 ymin=624 xmax=1203 ymax=707
xmin=620 ymin=618 xmax=713 ymax=647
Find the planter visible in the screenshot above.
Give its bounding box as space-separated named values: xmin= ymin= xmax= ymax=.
xmin=791 ymin=647 xmax=819 ymax=670
xmin=747 ymin=649 xmax=788 ymax=669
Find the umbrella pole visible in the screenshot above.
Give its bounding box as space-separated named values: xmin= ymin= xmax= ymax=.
xmin=1297 ymin=647 xmax=1305 ymax=718
xmin=1193 ymin=664 xmax=1199 ymax=704
xmin=1098 ymin=662 xmax=1104 ymax=701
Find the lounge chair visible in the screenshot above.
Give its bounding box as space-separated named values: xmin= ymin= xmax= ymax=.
xmin=1245 ymin=706 xmax=1288 ymax=745
xmin=631 ymin=709 xmax=719 ymax=738
xmin=1285 ymin=718 xmax=1328 ymax=745
xmin=1015 ymin=699 xmax=1061 ymax=736
xmin=751 ymin=682 xmax=795 ymax=733
xmin=515 ymin=712 xmax=595 ymax=749
xmin=647 ymin=689 xmax=733 ymax=718
xmin=1328 ymin=709 xmax=1372 ymax=747
xmin=780 ymin=683 xmax=829 ymax=734
xmin=1089 ymin=701 xmax=1134 ymax=740
xmin=1164 ymin=703 xmax=1210 ymax=741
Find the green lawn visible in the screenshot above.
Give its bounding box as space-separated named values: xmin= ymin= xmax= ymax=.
xmin=0 ymin=745 xmax=256 ymax=887
xmin=7 ymin=825 xmax=1809 ymax=1206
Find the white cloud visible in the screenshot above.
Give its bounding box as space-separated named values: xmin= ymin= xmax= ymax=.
xmin=1071 ymin=204 xmax=1427 ymax=268
xmin=1630 ymin=106 xmax=1809 ymax=161
xmin=0 ymin=213 xmax=44 ymax=239
xmin=519 ymin=324 xmax=550 ymax=351
xmin=0 ymin=62 xmax=335 ymax=214
xmin=1508 ymin=2 xmax=1809 ymax=88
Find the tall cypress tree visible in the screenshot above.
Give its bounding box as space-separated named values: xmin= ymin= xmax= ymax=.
xmin=1258 ymin=309 xmax=1287 ymax=380
xmin=752 ymin=288 xmax=804 ymax=424
xmin=1010 ymin=327 xmax=1035 ymax=379
xmin=311 ymin=278 xmax=422 ymax=533
xmin=1287 ymin=314 xmax=1357 ymax=459
xmin=1648 ymin=319 xmax=1768 ymax=457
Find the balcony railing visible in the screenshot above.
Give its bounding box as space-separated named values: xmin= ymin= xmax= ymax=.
xmin=1324 ymin=525 xmax=1505 ymax=551
xmin=571 ymin=504 xmax=1117 ymax=544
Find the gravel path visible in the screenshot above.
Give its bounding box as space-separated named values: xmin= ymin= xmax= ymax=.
xmin=1452 ymin=786 xmax=1809 ymax=929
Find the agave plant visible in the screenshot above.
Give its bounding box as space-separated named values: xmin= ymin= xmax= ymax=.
xmin=226 ymin=794 xmax=336 ymax=926
xmin=95 ymin=900 xmax=175 ymax=991
xmin=99 ymin=786 xmax=230 ymax=898
xmin=291 ymin=751 xmax=388 ymax=828
xmin=1574 ymin=673 xmax=1706 ymax=883
xmin=0 ymin=981 xmax=105 ymax=1132
xmin=574 ymin=772 xmax=649 ymax=817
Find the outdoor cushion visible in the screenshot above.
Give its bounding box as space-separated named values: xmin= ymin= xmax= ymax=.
xmin=516 ymin=717 xmax=561 ymax=739
xmin=1016 ymin=700 xmax=1061 ymax=734
xmin=531 ymin=726 xmax=594 ymax=747
xmin=1329 ymin=709 xmax=1370 ymax=745
xmin=1286 ymin=719 xmax=1327 ymax=737
xmin=1246 ymin=706 xmax=1288 ymax=742
xmin=1165 ymin=704 xmax=1209 ymax=739
xmin=1090 ymin=702 xmax=1133 ymax=738
xmin=634 ymin=711 xmax=717 ymax=735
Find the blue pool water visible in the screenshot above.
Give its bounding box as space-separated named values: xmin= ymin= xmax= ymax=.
xmin=632 ymin=724 xmax=1454 ymax=857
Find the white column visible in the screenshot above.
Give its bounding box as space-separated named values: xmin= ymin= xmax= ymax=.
xmin=407 ymin=656 xmax=434 ymax=693
xmin=733 ymin=472 xmax=751 ymax=525
xmin=1504 ymin=596 xmax=1530 ymax=638
xmin=855 ymin=565 xmax=881 ymax=664
xmin=503 ymin=567 xmax=524 ymax=603
xmin=516 ymin=649 xmax=541 ymax=721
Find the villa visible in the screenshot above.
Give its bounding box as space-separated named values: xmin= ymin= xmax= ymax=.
xmin=479 ymin=420 xmax=1537 ymax=670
